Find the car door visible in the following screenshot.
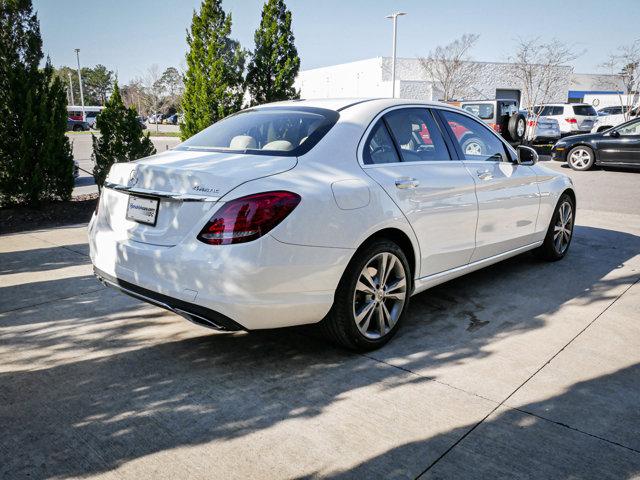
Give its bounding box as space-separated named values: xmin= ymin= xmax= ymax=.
xmin=598 ymin=119 xmax=640 ymax=165
xmin=360 ymin=107 xmax=478 ymax=277
xmin=436 ymin=109 xmax=541 ymax=262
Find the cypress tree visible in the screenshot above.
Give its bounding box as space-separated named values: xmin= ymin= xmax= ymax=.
xmin=0 ymin=0 xmax=74 ymax=206
xmin=245 ymin=0 xmax=300 ymax=106
xmin=181 ymin=0 xmax=245 ymax=140
xmin=92 ymin=83 xmax=156 ymax=188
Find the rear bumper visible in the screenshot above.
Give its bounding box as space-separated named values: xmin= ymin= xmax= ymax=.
xmin=95 ymin=267 xmax=244 ymax=331
xmin=89 ymin=219 xmax=352 ymax=330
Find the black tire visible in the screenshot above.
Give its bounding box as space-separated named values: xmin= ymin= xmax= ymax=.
xmin=507 ymin=113 xmax=526 ymax=142
xmin=567 ymin=145 xmax=595 ymax=171
xmin=534 ymin=193 xmax=575 ymax=261
xmin=461 ymin=137 xmax=486 ymax=157
xmin=73 ymin=125 xmax=82 ymax=132
xmin=320 ymin=239 xmax=411 ymax=351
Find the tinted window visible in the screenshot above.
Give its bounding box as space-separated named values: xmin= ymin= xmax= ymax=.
xmin=384 ymin=108 xmax=451 ymax=162
xmin=535 ymin=106 xmax=563 ymax=116
xmin=441 ymin=110 xmax=508 ymax=162
xmin=363 ymin=121 xmax=400 ymax=165
xmin=461 ymin=103 xmax=494 ymax=120
xmin=177 ymin=107 xmax=339 ymax=156
xmin=616 ymin=119 xmax=640 ymax=136
xmin=573 ymin=105 xmax=597 ymax=116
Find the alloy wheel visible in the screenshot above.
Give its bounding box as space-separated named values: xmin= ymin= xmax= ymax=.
xmin=353 ymin=252 xmax=407 ymax=339
xmin=553 ymin=201 xmax=573 ymax=254
xmin=568 ymin=148 xmax=591 ymax=169
xmin=516 ymin=119 xmax=525 ymax=137
xmin=465 ymin=142 xmax=482 ymax=156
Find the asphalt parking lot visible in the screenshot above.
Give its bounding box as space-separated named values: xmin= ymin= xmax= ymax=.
xmin=1 ymin=162 xmax=639 ymax=479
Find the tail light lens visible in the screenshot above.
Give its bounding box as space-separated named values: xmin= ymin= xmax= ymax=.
xmin=489 ymin=123 xmax=501 ymax=133
xmin=197 ymin=191 xmax=301 ymax=245
xmin=565 ymin=117 xmax=577 ymax=124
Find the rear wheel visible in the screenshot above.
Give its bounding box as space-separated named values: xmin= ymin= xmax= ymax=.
xmin=534 ymin=193 xmax=575 ymax=261
xmin=73 ymin=125 xmax=82 ymax=132
xmin=567 ymin=146 xmax=594 ymax=171
xmin=320 ymin=239 xmax=411 ymax=351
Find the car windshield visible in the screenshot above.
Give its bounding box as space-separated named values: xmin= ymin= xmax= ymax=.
xmin=461 ymin=103 xmax=494 ymax=120
xmin=177 ymin=107 xmax=339 ymax=156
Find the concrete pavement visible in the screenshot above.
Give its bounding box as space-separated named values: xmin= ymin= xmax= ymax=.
xmin=1 ymin=163 xmax=639 ymax=479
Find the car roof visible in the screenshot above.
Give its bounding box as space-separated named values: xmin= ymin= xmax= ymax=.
xmin=254 ymin=98 xmax=454 ymax=112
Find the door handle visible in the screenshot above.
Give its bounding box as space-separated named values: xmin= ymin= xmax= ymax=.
xmin=476 ymin=169 xmax=493 ymax=180
xmin=395 ymin=177 xmax=419 ymax=189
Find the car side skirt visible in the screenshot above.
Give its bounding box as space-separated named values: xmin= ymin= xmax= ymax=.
xmin=412 ymin=241 xmax=543 ymax=295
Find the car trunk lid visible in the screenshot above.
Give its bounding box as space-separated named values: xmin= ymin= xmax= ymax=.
xmin=100 ymin=149 xmax=297 ymax=246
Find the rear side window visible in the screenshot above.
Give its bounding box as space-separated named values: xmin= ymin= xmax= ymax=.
xmin=461 ymin=103 xmax=494 ymax=120
xmin=384 ymin=108 xmax=451 ymax=162
xmin=363 ymin=121 xmax=400 ymax=165
xmin=535 ymin=106 xmax=564 ymax=116
xmin=177 ymin=107 xmax=339 ymax=156
xmin=573 ymin=105 xmax=597 ymax=116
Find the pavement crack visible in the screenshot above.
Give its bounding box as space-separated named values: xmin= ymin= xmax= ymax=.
xmin=511 ymin=407 xmax=640 ymax=455
xmin=414 ymin=274 xmax=640 ymax=479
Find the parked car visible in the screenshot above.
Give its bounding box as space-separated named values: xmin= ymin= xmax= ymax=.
xmin=164 ymin=114 xmax=178 ymax=125
xmin=597 ymin=106 xmax=631 ymax=116
xmin=551 ymin=117 xmax=640 ymax=170
xmin=67 ymin=118 xmax=90 ymax=132
xmin=85 ymin=110 xmax=100 ymax=129
xmin=147 ymin=113 xmax=164 ymax=124
xmin=136 ymin=116 xmax=147 ymax=130
xmin=533 ymin=103 xmax=598 ymax=137
xmin=460 ymin=99 xmax=526 ymax=143
xmin=525 ymin=115 xmax=561 ymax=143
xmin=591 ymin=106 xmax=639 ymax=133
xmin=90 ymin=99 xmax=575 ymax=351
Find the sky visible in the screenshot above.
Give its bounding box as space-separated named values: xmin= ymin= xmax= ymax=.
xmin=34 ymin=0 xmax=640 ymax=83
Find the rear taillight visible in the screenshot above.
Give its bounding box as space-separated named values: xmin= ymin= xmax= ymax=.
xmin=565 ymin=117 xmax=577 ymax=124
xmin=197 ymin=191 xmax=301 ymax=245
xmin=489 ymin=123 xmax=501 ymax=133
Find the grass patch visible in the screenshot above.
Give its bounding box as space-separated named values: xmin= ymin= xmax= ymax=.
xmin=147 ymin=131 xmax=181 ymax=138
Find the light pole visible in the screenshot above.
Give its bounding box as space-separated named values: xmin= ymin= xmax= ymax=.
xmin=385 ymin=12 xmax=406 ymax=98
xmin=67 ymin=72 xmax=75 ymax=105
xmin=74 ymin=48 xmax=86 ymax=120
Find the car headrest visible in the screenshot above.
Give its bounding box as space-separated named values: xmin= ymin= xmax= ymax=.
xmin=229 ymin=135 xmax=257 ymax=150
xmin=262 ymin=140 xmax=293 ymax=151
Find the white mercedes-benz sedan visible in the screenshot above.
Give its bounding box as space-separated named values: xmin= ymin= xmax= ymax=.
xmin=89 ymin=98 xmax=575 ymax=351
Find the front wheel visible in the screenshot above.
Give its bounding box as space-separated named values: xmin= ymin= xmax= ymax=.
xmin=534 ymin=193 xmax=575 ymax=261
xmin=567 ymin=146 xmax=594 ymax=171
xmin=320 ymin=239 xmax=411 ymax=351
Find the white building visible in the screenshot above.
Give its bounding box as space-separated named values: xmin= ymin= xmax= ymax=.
xmin=296 ymin=57 xmax=624 ymax=105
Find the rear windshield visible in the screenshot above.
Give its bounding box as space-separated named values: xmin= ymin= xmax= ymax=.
xmin=572 ymin=105 xmax=597 ymax=116
xmin=461 ymin=103 xmax=494 ymax=120
xmin=176 ymin=107 xmax=339 ymax=156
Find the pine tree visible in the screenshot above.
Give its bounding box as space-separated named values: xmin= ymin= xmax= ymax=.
xmin=92 ymin=83 xmax=156 ymax=188
xmin=0 ymin=0 xmax=74 ymax=206
xmin=181 ymin=0 xmax=245 ymax=140
xmin=245 ymin=0 xmax=300 ymax=106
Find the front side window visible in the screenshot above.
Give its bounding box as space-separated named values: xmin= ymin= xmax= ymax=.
xmin=441 ymin=110 xmax=508 ymax=162
xmin=363 ymin=121 xmax=400 ymax=165
xmin=384 ymin=108 xmax=451 ymax=162
xmin=176 ymin=107 xmax=339 ymax=156
xmin=462 ymin=103 xmax=494 ymax=120
xmin=616 ymin=119 xmax=640 ymax=136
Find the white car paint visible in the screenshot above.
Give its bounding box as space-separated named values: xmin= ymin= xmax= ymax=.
xmin=89 ymin=98 xmax=574 ymax=334
xmin=534 ymin=103 xmax=598 ymax=135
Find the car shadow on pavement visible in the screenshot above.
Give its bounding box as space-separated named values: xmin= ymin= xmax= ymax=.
xmin=0 ymin=225 xmax=639 ymax=478
xmin=295 ymin=363 xmax=640 ymax=479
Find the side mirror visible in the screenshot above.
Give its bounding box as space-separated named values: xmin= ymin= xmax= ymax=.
xmin=516 ymin=145 xmax=538 ymax=165
xmin=610 ymin=130 xmax=620 ymax=138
